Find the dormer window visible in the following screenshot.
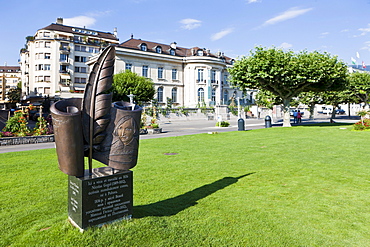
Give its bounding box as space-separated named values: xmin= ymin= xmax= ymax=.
xmin=156 ymin=46 xmax=162 ymax=53
xmin=197 ymin=50 xmax=204 ymax=56
xmin=170 ymin=49 xmax=175 ymax=55
xmin=140 ymin=43 xmax=147 ymax=51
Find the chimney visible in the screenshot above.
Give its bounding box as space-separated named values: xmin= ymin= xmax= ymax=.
xmin=56 ymin=18 xmax=63 ymax=25
xmin=114 ymin=27 xmax=118 ymax=38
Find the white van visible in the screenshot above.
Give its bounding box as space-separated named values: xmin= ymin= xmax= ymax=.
xmin=322 ymin=107 xmax=332 ymax=114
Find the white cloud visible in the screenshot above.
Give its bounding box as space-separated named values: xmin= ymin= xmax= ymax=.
xmin=319 ymin=32 xmax=329 ymax=38
xmin=361 ymin=41 xmax=370 ymax=51
xmin=279 ymin=42 xmax=293 ymax=49
xmin=247 ymin=0 xmax=261 ymax=3
xmin=358 ymin=24 xmax=370 ymax=36
xmin=340 ymin=29 xmax=349 ymax=33
xmin=180 ymin=19 xmax=202 ymax=30
xmin=211 ymin=28 xmax=234 ymax=41
xmin=63 ymin=16 xmax=96 ymax=28
xmin=262 ymin=7 xmax=313 ymax=27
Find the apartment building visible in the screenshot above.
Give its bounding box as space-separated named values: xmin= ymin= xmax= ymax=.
xmin=19 ymin=18 xmax=119 ymax=98
xmin=115 ymin=38 xmax=247 ymax=107
xmin=0 ymin=66 xmax=21 ymax=102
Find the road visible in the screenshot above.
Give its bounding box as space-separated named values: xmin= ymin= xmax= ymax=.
xmin=0 ymin=115 xmax=356 ymax=153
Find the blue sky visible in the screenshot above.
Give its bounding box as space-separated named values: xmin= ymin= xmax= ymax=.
xmin=1 ymin=0 xmax=370 ymax=66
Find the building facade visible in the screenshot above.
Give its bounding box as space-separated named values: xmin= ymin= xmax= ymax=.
xmin=0 ymin=66 xmax=21 ymax=102
xmin=19 ymin=18 xmax=119 ymax=99
xmin=115 ymin=38 xmax=247 ymax=107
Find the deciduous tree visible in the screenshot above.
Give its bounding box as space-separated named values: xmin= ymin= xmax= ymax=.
xmin=111 ymin=70 xmax=155 ymax=104
xmin=228 ymin=47 xmax=348 ymax=126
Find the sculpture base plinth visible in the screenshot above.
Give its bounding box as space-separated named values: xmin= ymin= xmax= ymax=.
xmin=68 ymin=167 xmax=133 ymax=231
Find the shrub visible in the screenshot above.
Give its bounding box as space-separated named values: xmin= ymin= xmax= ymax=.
xmin=216 ymin=121 xmax=230 ymax=127
xmin=353 ymin=118 xmax=370 ymax=131
xmin=2 ymin=110 xmax=31 ymax=136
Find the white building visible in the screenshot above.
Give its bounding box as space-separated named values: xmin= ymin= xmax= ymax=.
xmin=19 ymin=18 xmax=119 ymax=99
xmin=115 ymin=38 xmax=247 ymax=107
xmin=0 ymin=66 xmax=21 ymax=102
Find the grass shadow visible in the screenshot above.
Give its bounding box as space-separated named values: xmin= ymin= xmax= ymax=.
xmin=298 ymin=122 xmax=354 ymax=128
xmin=134 ymin=173 xmax=254 ymax=218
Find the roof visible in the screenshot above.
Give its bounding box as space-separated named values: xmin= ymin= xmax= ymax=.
xmin=0 ymin=66 xmax=21 ymax=72
xmin=117 ymin=38 xmax=234 ymax=64
xmin=39 ymin=23 xmax=119 ymax=41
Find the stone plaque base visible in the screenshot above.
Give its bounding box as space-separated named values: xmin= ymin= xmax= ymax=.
xmin=68 ymin=167 xmax=133 ymax=231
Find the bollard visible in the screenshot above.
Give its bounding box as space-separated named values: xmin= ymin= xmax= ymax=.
xmin=265 ymin=115 xmax=272 ymax=128
xmin=238 ymin=118 xmax=245 ymax=131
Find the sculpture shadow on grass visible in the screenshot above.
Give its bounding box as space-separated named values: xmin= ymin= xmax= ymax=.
xmin=134 ymin=173 xmax=254 ymax=218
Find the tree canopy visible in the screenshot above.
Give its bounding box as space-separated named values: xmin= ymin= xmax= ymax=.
xmin=228 ymin=47 xmax=348 ymax=126
xmin=347 ymin=72 xmax=370 ymax=108
xmin=111 ymin=70 xmax=155 ymax=104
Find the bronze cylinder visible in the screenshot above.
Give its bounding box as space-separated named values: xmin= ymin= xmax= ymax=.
xmin=92 ymin=101 xmax=142 ymax=170
xmin=50 ymin=98 xmax=84 ymax=177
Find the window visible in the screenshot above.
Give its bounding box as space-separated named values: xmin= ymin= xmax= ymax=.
xmin=198 ymin=88 xmax=204 ymax=102
xmin=60 ymin=42 xmax=69 ymax=50
xmin=44 ymin=87 xmax=51 ymax=94
xmin=223 ymin=74 xmax=228 ymax=84
xmin=45 ymin=53 xmax=51 ymax=59
xmin=197 ymin=69 xmax=204 ymax=82
xmin=211 ymin=70 xmax=216 ymax=83
xmin=75 ymin=67 xmax=87 ymax=73
xmin=142 ymin=65 xmax=148 ymax=77
xmin=170 ymin=49 xmax=175 ymax=55
xmin=36 ymin=64 xmax=44 ymax=71
xmin=75 ymin=77 xmax=87 ymax=84
xmin=60 ymin=65 xmax=69 ymax=73
xmin=44 ymin=64 xmax=51 ymax=70
xmin=44 ymin=42 xmax=50 ymax=48
xmin=156 ymin=46 xmax=162 ymax=53
xmin=171 ymin=88 xmax=177 ymax=103
xmin=125 ymin=63 xmax=132 ymax=71
xmin=44 ymin=76 xmax=51 ymax=82
xmin=75 ymin=56 xmax=87 ymax=62
xmin=157 ymin=87 xmax=163 ymax=102
xmin=75 ymin=45 xmax=87 ymax=52
xmin=35 ymin=76 xmax=43 ymax=82
xmin=140 ymin=44 xmax=147 ymax=51
xmin=60 ymin=54 xmax=69 ymax=62
xmin=44 ymin=32 xmax=51 ymax=37
xmin=158 ymin=67 xmax=164 ymax=79
xmin=211 ymin=88 xmax=216 ymax=102
xmin=223 ymin=90 xmax=229 ymax=104
xmin=197 ymin=50 xmax=204 ymax=56
xmin=172 ymin=69 xmax=177 ymax=80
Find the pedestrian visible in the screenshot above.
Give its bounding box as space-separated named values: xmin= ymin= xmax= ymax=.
xmin=297 ymin=110 xmax=302 ymax=124
xmin=293 ymin=110 xmax=298 ymax=124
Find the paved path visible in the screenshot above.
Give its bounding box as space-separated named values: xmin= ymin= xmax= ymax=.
xmin=0 ymin=115 xmax=358 ymax=153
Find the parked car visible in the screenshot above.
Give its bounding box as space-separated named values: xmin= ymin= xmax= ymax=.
xmin=322 ymin=107 xmax=345 ymax=114
xmin=336 ymin=109 xmax=345 ymax=114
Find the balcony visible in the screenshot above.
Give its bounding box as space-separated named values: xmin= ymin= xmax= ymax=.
xmin=59 ymin=46 xmax=70 ymax=53
xmin=59 ymin=60 xmax=69 ymax=65
xmin=59 ymin=70 xmax=70 ymax=75
xmin=196 ymin=79 xmax=206 ymax=84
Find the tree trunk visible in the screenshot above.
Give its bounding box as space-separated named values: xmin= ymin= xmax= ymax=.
xmin=309 ymin=103 xmax=315 ymax=120
xmin=282 ymin=99 xmax=291 ymax=127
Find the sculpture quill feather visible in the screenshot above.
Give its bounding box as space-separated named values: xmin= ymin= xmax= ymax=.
xmin=82 ymin=46 xmax=115 ymax=173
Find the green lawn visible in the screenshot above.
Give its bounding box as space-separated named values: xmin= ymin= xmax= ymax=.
xmin=1 ymin=124 xmax=370 ymax=246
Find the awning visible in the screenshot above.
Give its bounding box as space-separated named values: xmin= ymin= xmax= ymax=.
xmin=60 ymin=74 xmax=71 ymax=79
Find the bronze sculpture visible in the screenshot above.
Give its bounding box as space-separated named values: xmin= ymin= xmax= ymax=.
xmin=51 ymin=46 xmax=142 ymax=177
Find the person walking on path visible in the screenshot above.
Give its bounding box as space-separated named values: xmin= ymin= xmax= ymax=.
xmin=297 ymin=110 xmax=302 ymax=124
xmin=293 ymin=110 xmax=298 ymax=124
